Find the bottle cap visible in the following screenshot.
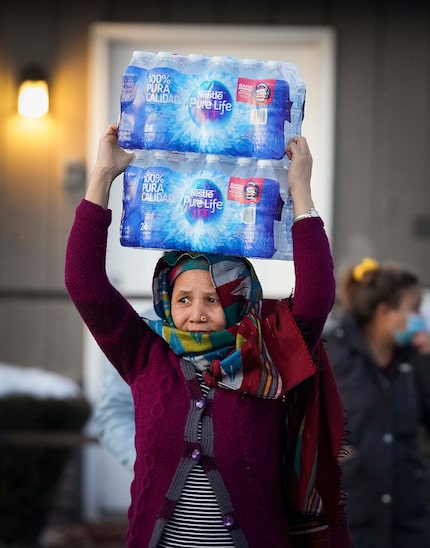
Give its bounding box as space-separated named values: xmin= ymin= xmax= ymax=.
xmin=237 ymin=157 xmax=253 ymax=166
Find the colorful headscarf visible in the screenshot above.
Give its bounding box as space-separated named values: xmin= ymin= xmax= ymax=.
xmin=143 ymin=250 xmax=284 ymax=398
xmin=167 ymin=255 xmax=210 ymax=288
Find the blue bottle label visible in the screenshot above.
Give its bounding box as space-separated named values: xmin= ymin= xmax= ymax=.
xmin=189 ymin=80 xmax=234 ymax=127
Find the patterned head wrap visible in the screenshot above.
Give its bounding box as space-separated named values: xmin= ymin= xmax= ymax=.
xmin=154 ymin=251 xmax=260 ymax=329
xmin=167 ymin=255 xmax=210 ymax=288
xmin=143 ymin=250 xmax=283 ymax=398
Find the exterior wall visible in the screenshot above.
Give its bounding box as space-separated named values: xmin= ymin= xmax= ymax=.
xmin=0 ymin=0 xmax=429 ymax=380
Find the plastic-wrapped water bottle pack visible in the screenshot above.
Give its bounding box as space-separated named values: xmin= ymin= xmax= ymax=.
xmin=118 ymin=50 xmax=305 ymax=160
xmin=118 ymin=51 xmax=305 ymax=260
xmin=120 ymin=151 xmax=294 ymax=260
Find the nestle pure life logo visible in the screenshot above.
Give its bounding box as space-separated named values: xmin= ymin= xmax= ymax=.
xmin=188 ymin=80 xmax=233 ymax=126
xmin=182 ymin=178 xmax=224 ymax=224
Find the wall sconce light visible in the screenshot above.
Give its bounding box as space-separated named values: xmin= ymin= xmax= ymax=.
xmin=18 ymin=65 xmax=49 ymax=118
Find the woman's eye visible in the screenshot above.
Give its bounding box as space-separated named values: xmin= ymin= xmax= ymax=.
xmin=179 ymin=296 xmax=190 ymax=304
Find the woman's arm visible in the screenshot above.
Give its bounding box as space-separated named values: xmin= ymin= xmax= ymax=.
xmin=65 ymin=125 xmax=151 ymax=381
xmin=85 ymin=122 xmax=134 ymax=208
xmin=285 ymin=137 xmax=336 ymax=349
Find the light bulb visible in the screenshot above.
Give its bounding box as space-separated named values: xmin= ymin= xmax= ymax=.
xmin=18 ymin=80 xmax=49 ymax=118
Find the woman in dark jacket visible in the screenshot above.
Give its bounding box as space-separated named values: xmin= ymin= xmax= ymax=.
xmin=325 ymin=257 xmax=430 ymax=548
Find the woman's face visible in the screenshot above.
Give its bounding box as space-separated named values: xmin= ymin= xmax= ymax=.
xmin=386 ymin=285 xmax=422 ymax=340
xmin=170 ymin=269 xmax=226 ymax=332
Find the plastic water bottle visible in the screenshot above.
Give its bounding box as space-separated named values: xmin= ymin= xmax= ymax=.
xmin=118 ymin=51 xmax=153 ymax=149
xmin=235 ymin=58 xmax=288 ymax=159
xmin=186 ymin=55 xmax=238 ymax=156
xmin=143 ymin=150 xmax=186 ymax=248
xmin=184 ymin=53 xmax=209 ymax=77
xmin=156 ymin=50 xmax=188 ymax=71
xmin=204 ymin=153 xmax=235 ymax=175
xmin=120 ymin=152 xmax=149 ymax=247
xmin=229 ymin=157 xmax=258 ymax=255
xmin=168 ymin=153 xmax=226 ymax=254
xmin=278 ymin=189 xmax=294 ymax=260
xmin=208 ymin=55 xmax=239 ymax=79
xmin=244 ymin=158 xmax=281 ymax=257
xmin=272 ymin=160 xmax=294 ymax=260
xmin=256 ymin=60 xmax=291 ymax=159
xmin=290 ymin=80 xmax=306 ymax=137
xmin=143 ymin=51 xmax=188 ymax=151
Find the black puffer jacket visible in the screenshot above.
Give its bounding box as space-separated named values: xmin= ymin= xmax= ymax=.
xmin=324 ymin=313 xmax=430 ymax=548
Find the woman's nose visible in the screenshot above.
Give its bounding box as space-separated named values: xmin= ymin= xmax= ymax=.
xmin=190 ymin=302 xmax=206 ymax=321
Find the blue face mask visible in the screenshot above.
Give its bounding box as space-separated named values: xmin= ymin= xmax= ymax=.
xmin=394 ymin=313 xmax=427 ymax=346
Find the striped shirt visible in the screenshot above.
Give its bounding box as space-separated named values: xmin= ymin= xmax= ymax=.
xmin=159 ymin=372 xmax=235 ymax=547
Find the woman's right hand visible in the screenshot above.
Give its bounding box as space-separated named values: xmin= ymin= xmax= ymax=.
xmin=85 ymin=123 xmax=134 ymax=208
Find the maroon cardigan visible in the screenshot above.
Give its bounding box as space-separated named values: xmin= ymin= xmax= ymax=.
xmin=65 ymin=199 xmax=351 ymax=547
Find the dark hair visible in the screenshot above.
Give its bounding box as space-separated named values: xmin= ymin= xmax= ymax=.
xmin=340 ymin=260 xmax=420 ymax=327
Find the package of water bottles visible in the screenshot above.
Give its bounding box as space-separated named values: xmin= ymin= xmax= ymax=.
xmin=120 ymin=151 xmax=294 ymax=260
xmin=118 ymin=50 xmax=306 ymax=160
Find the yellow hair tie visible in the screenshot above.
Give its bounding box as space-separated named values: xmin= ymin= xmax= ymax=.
xmin=352 ymin=257 xmax=379 ymax=282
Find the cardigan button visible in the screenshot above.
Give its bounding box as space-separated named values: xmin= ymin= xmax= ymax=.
xmin=195 ymin=397 xmax=206 ymax=410
xmin=381 ymin=493 xmax=392 ymax=504
xmin=191 ymin=448 xmax=201 ymax=461
xmin=382 ymin=433 xmax=393 ymax=444
xmin=222 ymin=513 xmax=234 ymax=527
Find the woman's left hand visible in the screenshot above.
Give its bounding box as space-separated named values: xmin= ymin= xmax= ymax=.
xmin=285 ymin=136 xmax=315 ymax=217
